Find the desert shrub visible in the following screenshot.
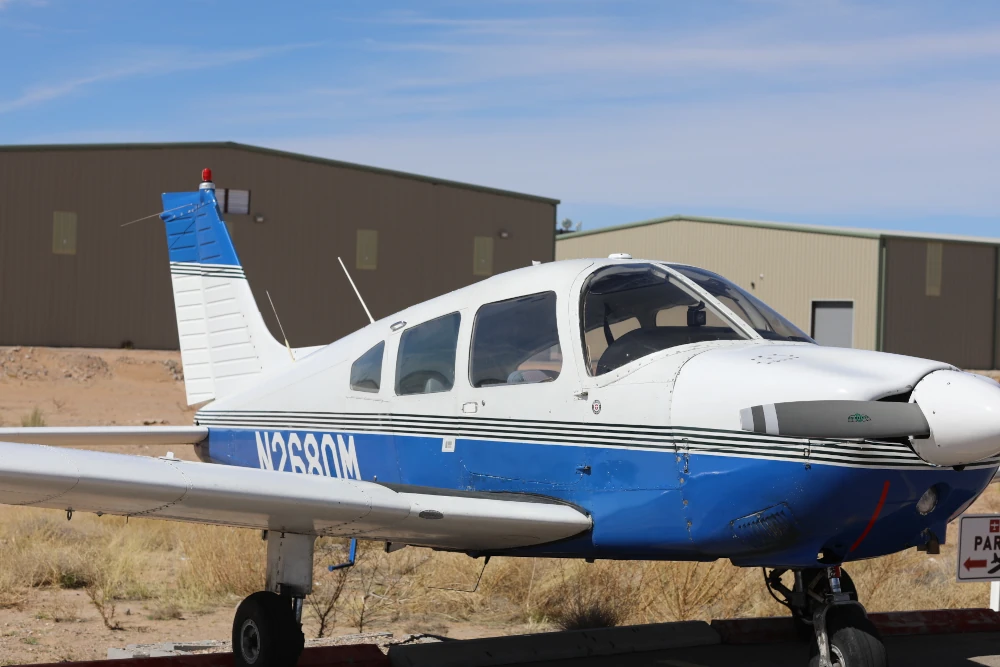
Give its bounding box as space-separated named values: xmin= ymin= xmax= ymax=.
xmin=643 ymin=559 xmax=757 ymax=622
xmin=537 ymin=561 xmax=644 ymax=630
xmin=20 ymin=407 xmax=46 ymax=427
xmin=345 ymin=542 xmax=429 ymax=632
xmin=146 ymin=601 xmax=184 ymax=620
xmin=176 ymin=525 xmax=265 ymax=603
xmin=308 ymin=539 xmax=352 ymax=637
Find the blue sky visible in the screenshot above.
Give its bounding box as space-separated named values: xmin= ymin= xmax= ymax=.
xmin=1 ymin=1 xmax=999 ymax=236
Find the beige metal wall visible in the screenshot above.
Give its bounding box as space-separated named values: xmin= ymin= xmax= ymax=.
xmin=0 ymin=145 xmax=556 ymax=349
xmin=556 ymin=219 xmax=881 ymax=349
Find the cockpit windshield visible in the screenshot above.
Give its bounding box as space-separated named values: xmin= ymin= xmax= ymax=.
xmin=671 ymin=265 xmax=815 ymax=343
xmin=581 ymin=263 xmax=746 ymax=375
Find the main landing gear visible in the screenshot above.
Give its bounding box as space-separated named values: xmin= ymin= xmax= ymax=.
xmin=232 ymin=532 xmax=314 ymax=667
xmin=765 ymin=566 xmax=888 ymax=667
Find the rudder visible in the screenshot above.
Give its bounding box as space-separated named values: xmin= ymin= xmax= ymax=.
xmin=160 ymin=172 xmax=289 ymax=405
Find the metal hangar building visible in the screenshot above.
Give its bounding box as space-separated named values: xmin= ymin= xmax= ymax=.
xmin=0 ymin=142 xmax=558 ymax=350
xmin=556 ymin=214 xmax=1000 ymax=370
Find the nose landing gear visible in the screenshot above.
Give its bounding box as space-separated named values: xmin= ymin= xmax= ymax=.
xmin=765 ymin=566 xmax=887 ymax=667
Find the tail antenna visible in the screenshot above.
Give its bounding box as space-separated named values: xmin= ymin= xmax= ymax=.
xmin=337 ymin=257 xmax=375 ymax=325
xmin=265 ymin=290 xmax=295 ymax=361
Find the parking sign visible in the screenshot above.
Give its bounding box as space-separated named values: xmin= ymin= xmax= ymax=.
xmin=957 ymin=515 xmax=1000 ymax=582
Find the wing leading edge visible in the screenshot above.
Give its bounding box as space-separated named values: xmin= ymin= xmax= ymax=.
xmin=0 ymin=442 xmax=591 ymax=551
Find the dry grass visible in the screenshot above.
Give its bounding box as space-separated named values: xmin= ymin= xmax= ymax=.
xmin=19 ymin=407 xmax=46 ymax=427
xmin=0 ymin=486 xmax=997 ymax=637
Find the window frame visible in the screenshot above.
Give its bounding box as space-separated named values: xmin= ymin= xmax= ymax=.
xmin=669 ymin=263 xmax=814 ymax=343
xmin=468 ymin=290 xmax=562 ymax=389
xmin=52 ymin=211 xmax=77 ymax=256
xmin=810 ymin=300 xmax=854 ymax=348
xmin=473 ymin=236 xmax=494 ymax=276
xmin=394 ymin=312 xmax=462 ymax=396
xmin=357 ymin=229 xmax=378 ymax=271
xmin=926 ymin=242 xmax=943 ymax=297
xmin=349 ymin=341 xmax=385 ymax=393
xmin=578 ymin=262 xmax=752 ymax=377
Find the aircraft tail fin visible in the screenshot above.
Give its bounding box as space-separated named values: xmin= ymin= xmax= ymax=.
xmin=160 ymin=170 xmax=290 ymax=405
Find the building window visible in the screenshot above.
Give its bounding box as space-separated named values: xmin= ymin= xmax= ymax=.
xmin=396 ymin=313 xmax=461 ymax=395
xmin=217 ymin=189 xmax=251 ymax=215
xmin=350 ymin=341 xmax=384 ymax=393
xmin=52 ymin=211 xmax=77 ymax=255
xmin=473 ymin=236 xmax=494 ymax=276
xmin=926 ymin=242 xmax=943 ymax=296
xmin=470 ymin=292 xmax=562 ymax=387
xmin=357 ymin=230 xmax=378 ymax=270
xmin=811 ymin=301 xmax=854 ymax=348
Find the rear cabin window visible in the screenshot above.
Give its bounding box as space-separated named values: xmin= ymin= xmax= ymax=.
xmin=350 ymin=342 xmax=384 ymax=393
xmin=581 ymin=264 xmax=745 ymax=375
xmin=470 ymin=292 xmax=562 ymax=387
xmin=396 ymin=313 xmax=461 ymax=395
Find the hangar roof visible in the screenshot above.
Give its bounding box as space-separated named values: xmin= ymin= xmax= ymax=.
xmin=558 ymin=214 xmax=1000 ymax=246
xmin=0 ymin=141 xmax=560 ymax=206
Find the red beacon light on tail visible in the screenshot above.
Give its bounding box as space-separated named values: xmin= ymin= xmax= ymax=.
xmin=199 ymin=168 xmax=215 ymax=190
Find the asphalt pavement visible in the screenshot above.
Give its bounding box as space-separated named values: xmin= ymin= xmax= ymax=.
xmin=522 ymin=632 xmax=1000 ymax=667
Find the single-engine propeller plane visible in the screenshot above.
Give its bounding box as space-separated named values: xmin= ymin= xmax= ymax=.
xmin=2 ymin=170 xmax=999 ymax=667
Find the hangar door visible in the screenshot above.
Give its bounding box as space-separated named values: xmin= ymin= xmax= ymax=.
xmin=882 ymin=239 xmax=996 ymax=369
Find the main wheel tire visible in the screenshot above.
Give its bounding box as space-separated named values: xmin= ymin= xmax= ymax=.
xmin=808 ymin=607 xmax=887 ymax=667
xmin=233 ymin=592 xmax=304 ymax=667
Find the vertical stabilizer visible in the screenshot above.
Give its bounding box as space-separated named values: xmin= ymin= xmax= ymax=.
xmin=160 ymin=171 xmax=289 ymax=405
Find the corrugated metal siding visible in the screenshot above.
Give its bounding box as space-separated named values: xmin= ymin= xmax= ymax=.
xmin=556 ymin=219 xmax=880 ymax=349
xmin=0 ymin=147 xmax=555 ymax=349
xmin=883 ymin=238 xmax=996 ymax=369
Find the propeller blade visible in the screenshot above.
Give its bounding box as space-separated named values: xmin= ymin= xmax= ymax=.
xmin=739 ymin=400 xmax=930 ymax=440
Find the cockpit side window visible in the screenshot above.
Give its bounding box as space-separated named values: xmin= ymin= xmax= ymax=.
xmin=471 ymin=291 xmax=562 ymax=388
xmin=671 ymin=265 xmax=815 ymax=343
xmin=350 ymin=341 xmax=384 ymax=393
xmin=581 ymin=264 xmax=745 ymax=375
xmin=396 ymin=313 xmax=461 ymax=395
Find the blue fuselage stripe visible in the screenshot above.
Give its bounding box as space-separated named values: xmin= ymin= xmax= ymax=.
xmin=198 ymin=422 xmax=996 ymax=567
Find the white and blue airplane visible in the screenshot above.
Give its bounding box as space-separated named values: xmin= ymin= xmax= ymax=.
xmin=1 ymin=170 xmax=999 ymax=667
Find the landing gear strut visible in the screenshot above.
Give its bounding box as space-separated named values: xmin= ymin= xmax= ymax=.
xmin=232 ymin=532 xmax=313 ymax=667
xmin=765 ymin=566 xmax=887 ymax=667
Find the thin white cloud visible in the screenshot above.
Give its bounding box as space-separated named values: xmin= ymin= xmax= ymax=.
xmin=372 ymin=27 xmax=1000 ymax=81
xmin=0 ymin=43 xmax=319 ymax=114
xmin=264 ymin=80 xmax=1000 ymax=219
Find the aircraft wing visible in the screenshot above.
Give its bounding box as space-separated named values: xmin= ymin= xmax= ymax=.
xmin=0 ymin=426 xmax=208 ymax=446
xmin=0 ymin=442 xmax=591 ymax=551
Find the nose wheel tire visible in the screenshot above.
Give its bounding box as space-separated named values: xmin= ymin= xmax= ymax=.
xmin=808 ymin=607 xmax=887 ymax=667
xmin=233 ymin=591 xmax=305 ymax=667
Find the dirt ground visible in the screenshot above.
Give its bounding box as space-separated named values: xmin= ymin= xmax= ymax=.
xmin=0 ymin=346 xmax=197 ymax=460
xmin=0 ymin=586 xmax=521 ymax=665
